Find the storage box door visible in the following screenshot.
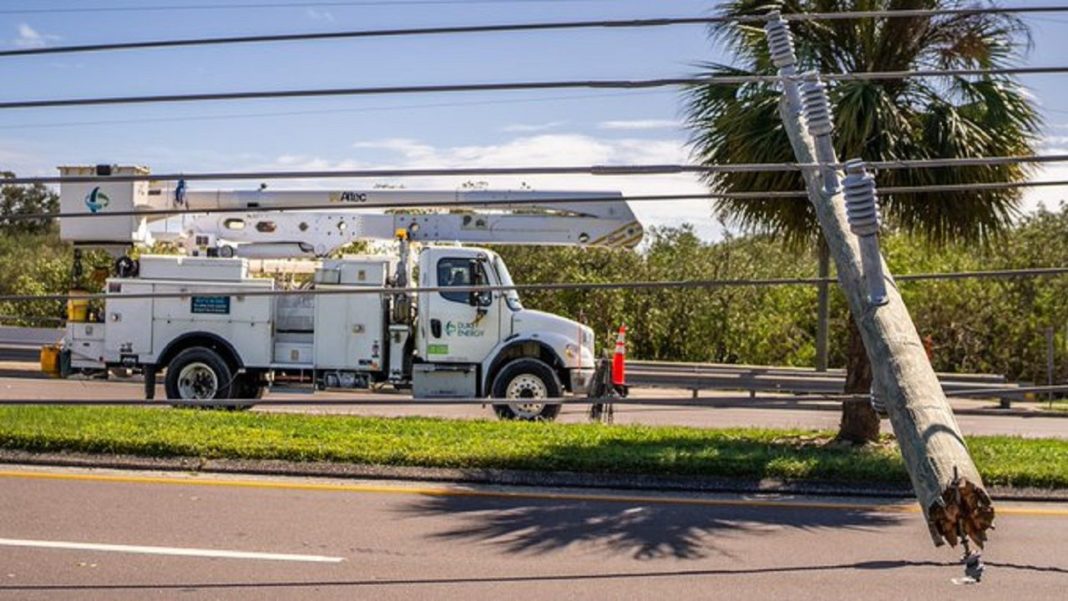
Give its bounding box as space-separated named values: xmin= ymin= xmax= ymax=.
xmin=104 ymin=282 xmax=154 ymax=355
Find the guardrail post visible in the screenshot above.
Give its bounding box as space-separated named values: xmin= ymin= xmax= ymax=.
xmin=1046 ymin=326 xmax=1056 ymax=407
xmin=815 ymin=241 xmax=830 ymax=372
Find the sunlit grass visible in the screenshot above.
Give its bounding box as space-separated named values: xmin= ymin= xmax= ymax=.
xmin=0 ymin=407 xmax=1064 ymax=489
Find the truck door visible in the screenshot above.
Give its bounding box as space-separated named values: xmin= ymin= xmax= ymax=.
xmin=418 ymin=250 xmax=501 ymax=363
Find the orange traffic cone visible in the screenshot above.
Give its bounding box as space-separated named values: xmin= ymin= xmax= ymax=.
xmin=611 ymin=324 xmax=627 ymax=387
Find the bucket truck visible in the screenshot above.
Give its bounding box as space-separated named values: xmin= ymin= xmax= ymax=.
xmin=43 ymin=165 xmax=643 ymax=420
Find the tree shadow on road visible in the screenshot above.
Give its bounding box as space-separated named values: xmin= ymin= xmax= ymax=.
xmin=396 ymin=491 xmax=901 ymax=560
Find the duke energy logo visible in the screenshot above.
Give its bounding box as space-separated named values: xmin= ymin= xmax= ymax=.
xmin=445 ymin=321 xmax=484 ymax=337
xmin=84 ymin=187 xmax=111 ymax=213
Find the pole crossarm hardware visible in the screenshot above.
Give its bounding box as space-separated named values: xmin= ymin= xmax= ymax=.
xmin=765 ymin=12 xmax=994 ymax=552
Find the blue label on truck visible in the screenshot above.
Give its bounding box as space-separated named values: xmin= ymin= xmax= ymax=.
xmin=191 ymin=295 xmax=231 ymax=315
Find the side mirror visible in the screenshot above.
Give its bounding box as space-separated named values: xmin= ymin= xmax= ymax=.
xmin=468 ymin=260 xmax=491 ymax=309
xmin=467 ymin=266 xmax=481 ymax=307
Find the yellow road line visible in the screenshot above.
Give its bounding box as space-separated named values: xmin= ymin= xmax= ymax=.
xmin=1 ymin=468 xmax=1065 ymax=517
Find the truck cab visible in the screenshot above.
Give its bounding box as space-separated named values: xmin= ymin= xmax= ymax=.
xmin=415 ymin=246 xmax=595 ymax=419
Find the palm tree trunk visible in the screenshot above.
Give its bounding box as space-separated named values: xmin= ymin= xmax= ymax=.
xmin=837 ymin=314 xmax=880 ymax=444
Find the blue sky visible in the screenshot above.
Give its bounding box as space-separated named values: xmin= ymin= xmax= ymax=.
xmin=2 ymin=0 xmax=1068 ymax=241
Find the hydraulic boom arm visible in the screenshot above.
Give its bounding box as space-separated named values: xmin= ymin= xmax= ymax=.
xmin=57 ymin=166 xmax=644 ymax=257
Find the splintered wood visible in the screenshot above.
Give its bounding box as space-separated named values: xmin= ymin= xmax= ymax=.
xmin=930 ymin=478 xmax=996 ymax=548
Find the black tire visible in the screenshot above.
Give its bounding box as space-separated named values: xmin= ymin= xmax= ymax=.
xmin=232 ymin=374 xmax=265 ymax=408
xmin=490 ymin=358 xmax=562 ymax=421
xmin=164 ymin=347 xmax=235 ymax=408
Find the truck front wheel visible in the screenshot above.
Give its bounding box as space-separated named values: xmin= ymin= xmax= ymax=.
xmin=491 ymin=358 xmax=562 ymax=421
xmin=164 ymin=347 xmax=237 ymax=408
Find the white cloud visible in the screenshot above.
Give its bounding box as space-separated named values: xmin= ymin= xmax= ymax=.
xmin=0 ymin=142 xmax=54 ymax=177
xmin=305 ymin=8 xmax=335 ymax=22
xmin=1021 ymin=160 xmax=1068 ymax=214
xmin=13 ymin=23 xmax=58 ymax=49
xmin=598 ymin=119 xmax=682 ymax=131
xmin=279 ymin=133 xmax=720 ymax=240
xmin=352 ymin=138 xmax=436 ymax=161
xmin=1039 ymin=135 xmax=1068 ymax=147
xmin=1007 ymin=134 xmax=1068 ymax=214
xmin=499 ymin=121 xmax=565 ymax=133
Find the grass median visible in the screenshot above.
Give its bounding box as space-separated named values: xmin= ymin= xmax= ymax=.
xmin=0 ymin=406 xmax=1065 ymax=489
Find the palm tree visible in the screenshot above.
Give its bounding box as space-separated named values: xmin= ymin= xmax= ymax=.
xmin=685 ymin=0 xmax=1040 ymax=443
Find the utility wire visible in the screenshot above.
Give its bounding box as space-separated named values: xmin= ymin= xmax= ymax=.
xmin=0 ymin=90 xmax=676 ymax=131
xmin=1 ymin=66 xmax=1064 ymax=111
xmin=4 ymin=154 xmax=1068 ymax=185
xmin=0 ymin=394 xmax=866 ymax=407
xmin=3 ymin=3 xmax=1067 ymax=19
xmin=3 ymin=6 xmax=1067 ymax=59
xmin=0 ymin=17 xmax=763 ymax=58
xmin=2 ymin=266 xmax=1067 ymax=304
xmin=4 ymin=180 xmax=1068 ymax=224
xmin=0 ymin=193 xmax=747 ymax=222
xmin=0 ymin=0 xmax=614 ymax=15
xmin=10 ymin=385 xmax=1068 ymax=405
xmin=12 ymin=6 xmax=1068 ymax=58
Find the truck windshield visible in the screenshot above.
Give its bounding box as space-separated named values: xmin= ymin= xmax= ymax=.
xmin=493 ymin=255 xmax=523 ymax=311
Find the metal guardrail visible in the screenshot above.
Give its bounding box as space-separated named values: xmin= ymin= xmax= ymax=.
xmin=0 ymin=327 xmax=62 ymax=362
xmin=628 ymin=360 xmax=1007 ymax=383
xmin=0 ymin=326 xmax=63 ymax=347
xmin=625 ymin=360 xmax=1023 ymax=401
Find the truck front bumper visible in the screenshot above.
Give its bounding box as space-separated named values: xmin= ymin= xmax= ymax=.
xmin=569 ymin=367 xmax=596 ymax=395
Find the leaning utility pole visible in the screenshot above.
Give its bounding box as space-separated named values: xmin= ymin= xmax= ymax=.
xmin=764 ymin=13 xmax=995 ymax=558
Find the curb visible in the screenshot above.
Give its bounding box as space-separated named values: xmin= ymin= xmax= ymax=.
xmin=1 ymin=449 xmax=1065 ymax=502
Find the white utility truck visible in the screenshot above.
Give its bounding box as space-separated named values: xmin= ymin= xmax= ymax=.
xmin=47 ymin=165 xmax=643 ymax=420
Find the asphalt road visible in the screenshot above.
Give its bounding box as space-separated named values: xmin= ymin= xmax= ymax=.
xmin=1 ymin=375 xmax=1065 ymax=438
xmin=0 ymin=465 xmax=1065 ymax=600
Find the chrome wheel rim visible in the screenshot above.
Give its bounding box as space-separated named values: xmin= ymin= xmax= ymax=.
xmin=177 ymin=362 xmax=219 ymax=399
xmin=505 ymin=374 xmax=548 ymax=419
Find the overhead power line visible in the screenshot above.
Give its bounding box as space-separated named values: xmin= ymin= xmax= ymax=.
xmin=9 ymin=5 xmax=1068 ymax=58
xmin=4 ymin=6 xmax=1068 ymax=58
xmin=3 ymin=3 xmax=1067 ymax=19
xmin=0 ymin=18 xmax=744 ymax=58
xmin=0 ymin=394 xmax=868 ymax=407
xmin=1 ymin=266 xmax=1067 ymax=305
xmin=0 ymin=0 xmax=611 ymax=15
xmin=3 ymin=154 xmax=1068 ymax=185
xmin=0 ymin=90 xmax=676 ymax=131
xmin=1 ymin=66 xmax=1065 ymax=111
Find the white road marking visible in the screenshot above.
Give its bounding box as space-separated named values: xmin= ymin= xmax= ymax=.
xmin=0 ymin=538 xmax=343 ymax=563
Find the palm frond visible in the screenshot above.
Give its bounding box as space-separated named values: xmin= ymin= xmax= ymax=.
xmin=684 ymin=0 xmax=1041 ymax=247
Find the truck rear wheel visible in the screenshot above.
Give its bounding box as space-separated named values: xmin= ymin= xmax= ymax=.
xmin=233 ymin=374 xmax=265 ymax=403
xmin=164 ymin=347 xmax=238 ymax=409
xmin=491 ymin=358 xmax=562 ymax=421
